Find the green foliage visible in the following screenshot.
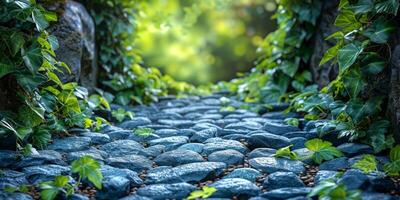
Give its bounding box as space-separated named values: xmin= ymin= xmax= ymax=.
xmin=308 ymin=179 xmax=361 ymax=200
xmin=274 ymin=145 xmax=299 ymax=160
xmin=352 ymin=154 xmax=377 ymax=173
xmin=187 ymin=186 xmax=217 ymax=200
xmin=71 ymin=156 xmax=103 ymax=189
xmin=134 ymin=127 xmax=154 ymax=137
xmin=40 ymin=176 xmax=74 ymax=200
xmin=383 ymin=145 xmax=400 ymax=176
xmin=284 ymin=118 xmax=299 ymax=127
xmin=4 ymin=184 xmax=29 ymax=193
xmin=305 ymin=139 xmax=343 ymax=164
xmin=112 ymin=108 xmax=134 ymax=123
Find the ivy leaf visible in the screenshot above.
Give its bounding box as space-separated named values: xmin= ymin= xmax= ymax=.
xmin=71 ymin=156 xmax=103 ymax=189
xmin=47 ymin=35 xmax=59 ymax=51
xmin=363 ymin=61 xmax=385 ymax=75
xmin=342 ymin=67 xmax=365 ymax=98
xmin=187 ymin=186 xmax=217 ymax=200
xmin=334 ymin=9 xmax=361 ymax=32
xmin=22 ymin=43 xmax=43 ymax=74
xmin=390 ymin=145 xmax=400 ymax=161
xmin=280 ymin=60 xmax=299 ymax=78
xmin=367 ymin=120 xmax=393 ymax=152
xmin=305 ymin=139 xmax=343 ymax=164
xmin=375 ymin=0 xmax=399 ymax=15
xmin=0 ymin=56 xmax=14 ymax=79
xmin=31 ymin=129 xmax=51 ymax=149
xmin=363 ymin=17 xmax=396 ymax=44
xmin=338 ymin=42 xmax=363 ymax=73
xmin=349 ymin=0 xmax=374 ymax=14
xmin=9 ymin=30 xmax=25 ymax=56
xmin=319 ymin=43 xmax=340 ymax=66
xmin=383 ymin=145 xmax=400 ymax=176
xmin=352 ymin=154 xmax=377 ymax=173
xmin=32 ymin=8 xmax=49 ymax=31
xmin=346 ymin=97 xmax=382 ymax=124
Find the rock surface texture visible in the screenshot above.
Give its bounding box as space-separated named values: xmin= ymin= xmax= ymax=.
xmin=0 ymin=94 xmax=398 ymax=199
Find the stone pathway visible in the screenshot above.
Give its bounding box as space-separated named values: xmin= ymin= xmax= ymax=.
xmin=0 ymin=94 xmax=399 ymax=200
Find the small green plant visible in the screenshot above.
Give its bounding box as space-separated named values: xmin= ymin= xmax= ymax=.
xmin=308 ymin=179 xmax=361 ymax=200
xmin=40 ymin=156 xmax=103 ymax=200
xmin=220 ymin=106 xmax=236 ymax=112
xmin=284 ymin=118 xmax=299 ymax=127
xmin=187 ymin=186 xmax=217 ymax=200
xmin=383 ymin=145 xmax=400 ymax=176
xmin=4 ymin=184 xmax=29 ymax=193
xmin=274 ymin=145 xmax=299 ymax=160
xmin=352 ymin=154 xmax=377 ymax=173
xmin=71 ymin=156 xmax=103 ymax=189
xmin=305 ymin=139 xmax=343 ymax=164
xmin=40 ymin=175 xmax=74 ymax=200
xmin=134 ymin=127 xmax=154 ymax=137
xmin=112 ymin=108 xmax=134 ymax=123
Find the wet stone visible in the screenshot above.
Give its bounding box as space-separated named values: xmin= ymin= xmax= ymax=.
xmin=249 ymin=157 xmax=305 ymax=174
xmin=22 ymin=164 xmax=70 ymax=184
xmin=223 ymin=168 xmax=261 ymax=182
xmin=157 ymin=119 xmax=194 ymax=129
xmin=136 ymin=183 xmax=196 ymax=200
xmin=190 ymin=128 xmax=218 ymax=142
xmin=145 ymin=162 xmax=226 ymax=184
xmin=336 ymin=143 xmax=374 ymax=157
xmin=154 ymin=149 xmax=204 ymax=166
xmin=0 ymin=170 xmax=28 ymax=190
xmin=263 ymin=172 xmax=304 ymax=190
xmin=0 ymin=191 xmax=33 ymax=200
xmin=154 ymin=129 xmax=178 ymax=137
xmin=66 ymin=148 xmax=108 ymax=163
xmin=217 ymin=129 xmax=248 ymax=137
xmin=283 ymin=131 xmax=317 ymax=139
xmin=314 ymin=170 xmax=338 ymax=184
xmin=119 ymin=117 xmax=152 ymax=129
xmin=208 ymin=149 xmax=244 ymax=165
xmin=79 ymin=132 xmax=111 ymax=145
xmin=46 ymin=136 xmax=91 ymax=152
xmin=105 ymin=130 xmax=132 ymax=140
xmin=177 ymin=143 xmax=204 ymax=153
xmin=338 ymin=169 xmax=369 ymax=190
xmin=210 ymin=178 xmax=260 ymax=198
xmin=148 ymin=136 xmax=189 ymax=151
xmin=289 ymin=137 xmax=306 ymax=150
xmin=248 ymin=132 xmax=291 ymax=149
xmin=96 ymin=176 xmax=130 ymax=200
xmin=263 ymin=121 xmax=300 ymax=135
xmin=14 ymin=150 xmax=66 ymax=168
xmin=319 ymin=157 xmax=349 ymax=171
xmin=202 ymin=139 xmax=248 ymax=155
xmin=247 ymin=148 xmax=276 ymax=159
xmin=106 ymin=155 xmax=152 ymax=172
xmin=224 ymin=121 xmax=263 ymax=131
xmin=99 ymin=140 xmax=144 ymax=157
xmin=100 ymin=165 xmax=143 ymax=186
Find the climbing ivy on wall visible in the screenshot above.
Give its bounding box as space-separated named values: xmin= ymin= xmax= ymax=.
xmin=292 ymin=0 xmax=398 ymax=152
xmin=0 ymin=0 xmax=109 ymax=152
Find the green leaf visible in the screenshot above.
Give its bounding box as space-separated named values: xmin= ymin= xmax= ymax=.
xmin=280 ymin=60 xmax=299 ymax=78
xmin=134 ymin=127 xmax=154 ymax=137
xmin=319 ymin=43 xmax=340 ymax=66
xmin=367 ymin=120 xmax=393 ymax=152
xmin=187 ymin=186 xmax=217 ymax=200
xmin=22 ymin=43 xmax=43 ymax=74
xmin=31 ymin=129 xmax=51 ymax=149
xmin=9 ymin=30 xmax=25 ymax=56
xmin=0 ymin=56 xmax=14 ymax=78
xmin=346 ymin=97 xmax=382 ymax=124
xmin=32 ymin=8 xmax=49 ymax=31
xmin=40 ymin=182 xmax=60 ymax=200
xmin=352 ymin=154 xmax=377 ymax=173
xmin=342 ymin=67 xmax=365 ymax=98
xmin=305 ymin=139 xmax=343 ymax=164
xmin=47 ymin=35 xmax=59 ymax=50
xmin=363 ymin=17 xmax=396 ymax=44
xmin=384 ymin=146 xmax=400 ymax=176
xmin=390 ymin=145 xmax=400 ymax=162
xmin=284 ymin=118 xmax=299 ymax=127
xmin=334 ymin=9 xmax=362 ymax=32
xmin=375 ymin=0 xmax=399 ymax=15
xmin=71 ymin=156 xmax=103 ymax=189
xmin=349 ymin=0 xmax=374 ymax=14
xmin=363 ymin=61 xmax=385 ymax=75
xmin=338 ymin=42 xmax=363 ymax=73
xmin=274 ymin=145 xmax=299 ymax=160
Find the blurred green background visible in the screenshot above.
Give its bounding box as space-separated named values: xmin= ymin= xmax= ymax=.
xmin=135 ymin=0 xmax=277 ymax=85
